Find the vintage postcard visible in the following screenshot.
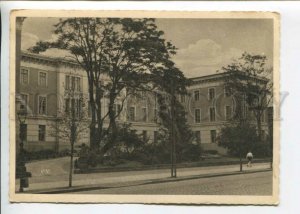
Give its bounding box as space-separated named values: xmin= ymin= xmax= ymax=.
xmin=9 ymin=10 xmax=280 ymax=204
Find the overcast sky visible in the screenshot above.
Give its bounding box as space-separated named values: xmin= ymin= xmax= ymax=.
xmin=21 ymin=18 xmax=273 ymax=78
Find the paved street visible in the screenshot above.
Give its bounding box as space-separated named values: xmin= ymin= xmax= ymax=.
xmin=15 ymin=157 xmax=272 ymax=194
xmin=75 ymin=171 xmax=272 ymax=195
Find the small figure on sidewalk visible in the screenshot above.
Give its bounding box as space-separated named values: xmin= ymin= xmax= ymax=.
xmin=246 ymin=151 xmax=253 ymax=167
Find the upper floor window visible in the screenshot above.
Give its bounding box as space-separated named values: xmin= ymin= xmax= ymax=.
xmin=20 ymin=69 xmax=29 ymax=84
xmin=128 ymin=106 xmax=135 ymax=121
xmin=39 ymin=72 xmax=47 ymax=87
xmin=210 ymin=107 xmax=216 ymax=122
xmin=180 ymin=95 xmax=185 ymax=103
xmin=20 ymin=94 xmax=28 ymax=110
xmin=194 ymin=90 xmax=200 ymax=101
xmin=142 ymin=107 xmax=147 ymax=122
xmin=224 ymin=86 xmax=230 ymax=97
xmin=113 ymin=104 xmax=122 ymax=119
xmin=39 ymin=125 xmax=46 ymax=141
xmin=225 ymin=105 xmax=232 ymax=120
xmin=209 ymin=88 xmax=215 ymax=100
xmin=195 ymin=108 xmax=201 ymax=123
xmin=38 ymin=96 xmax=47 ymax=115
xmin=65 ymin=75 xmax=81 ymax=91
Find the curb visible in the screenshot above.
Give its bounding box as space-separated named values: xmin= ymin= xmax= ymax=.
xmin=29 ymin=168 xmax=272 ymax=194
xmin=74 ymin=159 xmax=271 ymax=174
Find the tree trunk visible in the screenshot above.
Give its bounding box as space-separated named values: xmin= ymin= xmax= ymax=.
xmin=99 ymin=91 xmax=118 ymax=156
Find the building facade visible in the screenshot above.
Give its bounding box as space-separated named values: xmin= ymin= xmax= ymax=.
xmin=16 ymin=52 xmax=269 ymax=153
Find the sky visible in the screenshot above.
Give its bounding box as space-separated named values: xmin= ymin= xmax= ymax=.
xmin=21 ymin=17 xmax=273 ymax=78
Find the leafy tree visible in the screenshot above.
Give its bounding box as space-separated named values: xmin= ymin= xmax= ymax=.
xmin=220 ymin=52 xmax=273 ymax=141
xmin=48 ymin=89 xmax=89 ymax=187
xmin=29 ymin=18 xmax=177 ymax=156
xmin=155 ymin=69 xmax=199 ymax=172
xmin=217 ymin=121 xmax=259 ymax=171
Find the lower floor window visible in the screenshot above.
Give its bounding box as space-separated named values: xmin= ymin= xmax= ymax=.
xmin=39 ymin=125 xmax=46 ymax=141
xmin=210 ymin=130 xmax=216 ymax=143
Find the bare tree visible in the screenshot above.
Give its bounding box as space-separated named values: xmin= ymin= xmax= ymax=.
xmin=49 ymin=89 xmax=89 ymax=187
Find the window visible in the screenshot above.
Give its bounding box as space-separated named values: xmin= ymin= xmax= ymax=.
xmin=210 ymin=130 xmax=216 ymax=143
xmin=261 ymin=130 xmax=266 ymax=140
xmin=225 ymin=106 xmax=232 ymax=120
xmin=39 ymin=125 xmax=46 ymax=141
xmin=154 ymin=131 xmax=158 ymax=143
xmin=128 ymin=106 xmax=135 ymax=121
xmin=65 ymin=99 xmax=70 ymax=113
xmin=209 ymin=107 xmax=216 ymax=122
xmin=65 ymin=75 xmax=70 ymax=90
xmin=113 ymin=104 xmax=121 ymax=118
xmin=195 ymin=109 xmax=201 ymax=123
xmin=209 ymin=88 xmax=215 ymax=100
xmin=20 ymin=124 xmax=27 ymax=141
xmin=75 ymin=77 xmax=81 ymax=91
xmin=20 ymin=94 xmax=28 ymax=110
xmin=38 ymin=96 xmax=47 ymax=115
xmin=154 ymin=108 xmax=158 ymax=122
xmin=195 ymin=131 xmax=201 ymax=143
xmin=224 ymin=86 xmax=230 ymax=97
xmin=194 ymin=90 xmax=200 ymax=101
xmin=20 ymin=69 xmax=29 ymax=84
xmin=65 ymin=75 xmax=81 ymax=91
xmin=39 ymin=72 xmax=47 ymax=86
xmin=142 ymin=130 xmax=147 ymax=142
xmin=142 ymin=107 xmax=147 ymax=122
xmin=180 ymin=95 xmax=185 ymax=103
xmin=262 ymin=111 xmax=265 ymax=123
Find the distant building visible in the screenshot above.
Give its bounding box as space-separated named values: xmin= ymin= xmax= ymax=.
xmin=16 ymin=52 xmax=269 ymax=154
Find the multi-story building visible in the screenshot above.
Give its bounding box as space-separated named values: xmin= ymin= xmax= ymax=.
xmin=16 ymin=52 xmax=269 ymax=154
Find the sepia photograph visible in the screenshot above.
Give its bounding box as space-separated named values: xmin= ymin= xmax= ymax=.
xmin=9 ymin=10 xmax=279 ymax=204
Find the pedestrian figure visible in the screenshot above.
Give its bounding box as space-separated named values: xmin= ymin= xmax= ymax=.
xmin=246 ymin=151 xmax=253 ymax=167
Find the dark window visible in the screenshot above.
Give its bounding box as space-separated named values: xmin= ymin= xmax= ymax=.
xmin=195 ymin=109 xmax=201 ymax=123
xmin=142 ymin=130 xmax=147 ymax=142
xmin=194 ymin=90 xmax=200 ymax=101
xmin=65 ymin=99 xmax=70 ymax=113
xmin=180 ymin=95 xmax=185 ymax=103
xmin=154 ymin=108 xmax=158 ymax=122
xmin=210 ymin=130 xmax=216 ymax=143
xmin=224 ymin=86 xmax=230 ymax=97
xmin=154 ymin=131 xmax=158 ymax=143
xmin=39 ymin=72 xmax=47 ymax=86
xmin=39 ymin=125 xmax=46 ymax=141
xmin=20 ymin=69 xmax=29 ymax=84
xmin=65 ymin=75 xmax=70 ymax=90
xmin=210 ymin=107 xmax=216 ymax=122
xmin=20 ymin=94 xmax=28 ymax=110
xmin=225 ymin=106 xmax=232 ymax=120
xmin=142 ymin=107 xmax=147 ymax=122
xmin=209 ymin=88 xmax=215 ymax=100
xmin=38 ymin=96 xmax=47 ymax=115
xmin=195 ymin=131 xmax=201 ymax=143
xmin=128 ymin=107 xmax=135 ymax=121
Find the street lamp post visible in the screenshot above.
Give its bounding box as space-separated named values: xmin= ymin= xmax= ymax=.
xmin=16 ymin=108 xmax=31 ymax=192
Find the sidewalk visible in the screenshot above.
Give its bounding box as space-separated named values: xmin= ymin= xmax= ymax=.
xmin=16 ymin=162 xmax=272 ymax=194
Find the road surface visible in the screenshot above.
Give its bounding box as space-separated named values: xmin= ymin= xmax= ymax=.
xmin=74 ymin=171 xmax=272 ymax=195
